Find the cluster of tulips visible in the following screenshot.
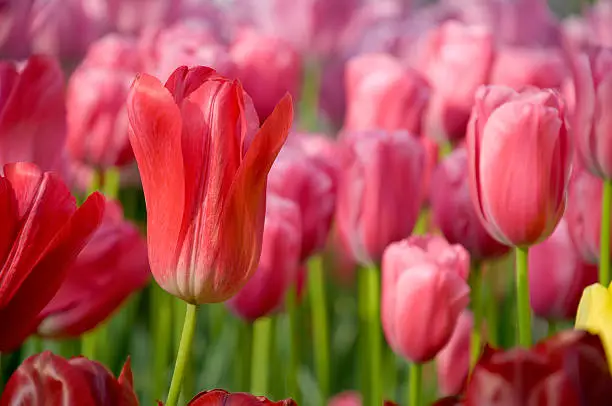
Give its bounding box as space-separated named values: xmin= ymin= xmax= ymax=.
xmin=4 ymin=0 xmax=612 ymax=405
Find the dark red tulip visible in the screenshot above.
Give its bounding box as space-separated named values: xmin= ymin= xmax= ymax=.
xmin=187 ymin=389 xmax=296 ymax=405
xmin=0 ymin=163 xmax=105 ymax=351
xmin=36 ymin=200 xmax=150 ymax=338
xmin=465 ymin=330 xmax=612 ymax=406
xmin=0 ymin=55 xmax=66 ymax=173
xmin=0 ymin=351 xmax=137 ymax=406
xmin=431 ymin=397 xmax=464 ymax=406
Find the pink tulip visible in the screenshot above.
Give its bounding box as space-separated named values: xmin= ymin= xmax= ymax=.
xmin=81 ymin=33 xmax=142 ymax=71
xmin=569 ymin=45 xmax=612 ymax=180
xmin=565 ymin=167 xmax=612 ymax=264
xmin=430 ymin=147 xmax=509 ymax=261
xmin=344 ymin=53 xmax=430 ymax=136
xmin=587 ymin=1 xmax=612 ymax=48
xmin=227 ymin=195 xmax=301 ymax=321
xmin=382 ymin=235 xmax=470 ymax=363
xmin=336 ymin=130 xmax=425 ymax=264
xmin=36 ymin=200 xmax=150 ymax=337
xmin=105 ymin=0 xmax=183 ymax=35
xmin=0 ymin=0 xmax=34 ymax=58
xmin=415 ymin=21 xmax=494 ymax=142
xmin=467 ymin=85 xmax=572 ymax=246
xmin=436 ymin=310 xmax=474 ymax=396
xmin=489 ymin=47 xmax=567 ymax=90
xmin=0 ymin=55 xmax=67 ymax=174
xmin=230 ymin=29 xmax=302 ymax=122
xmin=327 ymin=390 xmax=398 ymax=406
xmin=319 ymin=59 xmax=348 ymax=130
xmin=421 ymin=136 xmax=439 ymax=204
xmin=267 ymin=142 xmax=335 ymax=261
xmin=286 ymin=132 xmax=340 ymax=188
xmin=528 ymin=219 xmax=598 ymax=320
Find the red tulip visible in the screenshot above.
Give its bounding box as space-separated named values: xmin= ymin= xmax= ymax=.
xmin=490 ymin=47 xmax=567 ymax=90
xmin=344 ymin=53 xmax=430 ymax=136
xmin=336 ymin=130 xmax=425 ymax=264
xmin=436 ymin=310 xmax=473 ymax=396
xmin=415 ymin=21 xmax=494 ymax=142
xmin=267 ymin=143 xmax=335 ymax=260
xmin=381 ymin=235 xmax=470 ymax=363
xmin=429 ymin=147 xmax=509 ymax=261
xmin=467 ymin=85 xmax=572 ymax=246
xmin=565 ymin=167 xmax=612 ymax=264
xmin=0 ymin=163 xmax=104 ymax=351
xmin=66 ymin=42 xmax=138 ymax=169
xmin=569 ymin=45 xmax=612 ymax=180
xmin=187 ymin=389 xmax=296 ymax=405
xmin=465 ymin=330 xmax=612 ymax=406
xmin=230 ymin=29 xmax=302 ymax=122
xmin=529 ymin=219 xmax=598 ymax=320
xmin=127 ymin=66 xmax=293 ymax=304
xmin=327 ymin=391 xmax=397 ymax=406
xmin=36 ymin=200 xmax=149 ymax=338
xmin=0 ymin=351 xmax=137 ymax=406
xmin=227 ymin=195 xmax=301 ymax=321
xmin=0 ymin=55 xmax=66 ymax=173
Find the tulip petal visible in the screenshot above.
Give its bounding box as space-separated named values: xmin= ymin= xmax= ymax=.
xmin=0 ymin=176 xmax=17 ymax=265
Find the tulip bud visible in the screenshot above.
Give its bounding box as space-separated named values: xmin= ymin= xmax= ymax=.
xmin=490 ymin=47 xmax=567 ymax=90
xmin=467 ymin=85 xmax=572 ymax=247
xmin=344 ymin=53 xmax=430 ymax=136
xmin=566 ymin=168 xmax=612 ymax=264
xmin=415 ymin=21 xmax=494 ymax=142
xmin=382 ymin=236 xmax=470 ymax=363
xmin=188 ymin=389 xmax=296 ymax=405
xmin=36 ymin=200 xmax=150 ymax=338
xmin=528 ymin=219 xmax=598 ymax=320
xmin=0 ymin=55 xmax=66 ymax=173
xmin=230 ymin=30 xmax=302 ymax=122
xmin=0 ymin=163 xmax=105 ymax=351
xmin=227 ymin=195 xmax=301 ymax=321
xmin=430 ymin=147 xmax=510 ymax=261
xmin=0 ymin=351 xmax=137 ymax=405
xmin=436 ymin=311 xmax=473 ymax=396
xmin=569 ymin=45 xmax=612 ymax=180
xmin=336 ymin=130 xmax=425 ymax=264
xmin=268 ymin=143 xmax=335 ymax=260
xmin=127 ymin=66 xmax=293 ymax=304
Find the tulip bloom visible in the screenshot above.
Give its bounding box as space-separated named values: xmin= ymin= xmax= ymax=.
xmin=187 ymin=389 xmax=296 ymax=405
xmin=576 ymin=282 xmax=612 ymax=371
xmin=127 ymin=66 xmax=293 ymax=304
xmin=490 ymin=47 xmax=567 ymax=90
xmin=327 ymin=391 xmax=397 ymax=406
xmin=344 ymin=53 xmax=430 ymax=136
xmin=467 ymin=85 xmax=572 ymax=246
xmin=382 ymin=235 xmax=470 ymax=362
xmin=0 ymin=55 xmax=66 ymax=172
xmin=227 ymin=195 xmax=301 ymax=321
xmin=436 ymin=311 xmax=473 ymax=396
xmin=336 ymin=130 xmax=425 ymax=264
xmin=430 ymin=147 xmax=509 ymax=261
xmin=0 ymin=351 xmax=137 ymax=405
xmin=36 ymin=200 xmax=150 ymax=338
xmin=529 ymin=219 xmax=598 ymax=320
xmin=416 ymin=21 xmax=494 ymax=142
xmin=230 ymin=30 xmax=302 ymax=122
xmin=0 ymin=163 xmax=104 ymax=351
xmin=267 ymin=143 xmax=335 ymax=260
xmin=466 ymin=331 xmax=612 ymax=405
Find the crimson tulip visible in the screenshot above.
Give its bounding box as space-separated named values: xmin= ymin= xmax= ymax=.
xmin=127 ymin=66 xmax=293 ymax=304
xmin=36 ymin=200 xmax=149 ymax=338
xmin=0 ymin=351 xmax=137 ymax=406
xmin=0 ymin=163 xmax=104 ymax=351
xmin=336 ymin=130 xmax=424 ymax=264
xmin=227 ymin=195 xmax=301 ymax=321
xmin=0 ymin=55 xmax=66 ymax=173
xmin=186 ymin=389 xmax=296 ymax=405
xmin=467 ymin=85 xmax=572 ymax=246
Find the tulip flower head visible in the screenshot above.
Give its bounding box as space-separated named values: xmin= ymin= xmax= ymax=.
xmin=127 ymin=65 xmax=293 ymax=304
xmin=436 ymin=310 xmax=474 ymax=396
xmin=187 ymin=389 xmax=296 ymax=405
xmin=467 ymin=85 xmax=572 ymax=247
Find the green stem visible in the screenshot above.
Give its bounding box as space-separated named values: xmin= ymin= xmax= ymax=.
xmin=299 ymin=60 xmax=321 ymax=131
xmin=358 ymin=269 xmax=370 ymax=404
xmin=286 ymin=286 xmax=301 ymax=404
xmin=102 ymin=167 xmax=121 ymax=200
xmin=81 ymin=332 xmax=97 ymax=360
xmin=548 ymin=320 xmax=558 ymax=337
xmin=236 ymin=321 xmax=253 ymax=392
xmin=408 ymin=362 xmax=422 ymax=406
xmin=308 ymin=256 xmax=330 ymax=402
xmin=484 ymin=264 xmax=498 ymax=347
xmin=250 ymin=317 xmax=273 ymax=395
xmin=364 ymin=264 xmax=382 ymax=406
xmin=166 ymin=302 xmax=198 ymax=406
xmin=153 ymin=285 xmax=173 ymax=401
xmin=600 ymin=179 xmax=612 ymax=286
xmin=515 ymin=247 xmax=532 ymax=347
xmin=470 ymin=263 xmax=483 ymax=371
xmin=384 ymin=346 xmax=397 ymax=401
